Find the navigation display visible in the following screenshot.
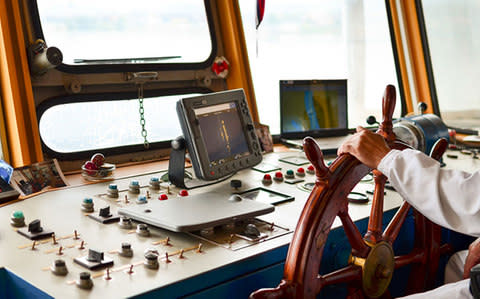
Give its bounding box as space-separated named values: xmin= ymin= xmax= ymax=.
xmin=195 ymin=102 xmax=249 ymax=165
xmin=176 ymin=89 xmax=262 ymax=181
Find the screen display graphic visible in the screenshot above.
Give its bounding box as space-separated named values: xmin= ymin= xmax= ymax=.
xmin=195 ymin=102 xmax=249 ymax=165
xmin=176 ymin=89 xmax=262 ymax=181
xmin=280 ymin=80 xmax=348 ymax=135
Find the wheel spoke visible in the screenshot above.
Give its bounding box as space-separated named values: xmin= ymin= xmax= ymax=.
xmin=364 ymin=170 xmax=387 ymax=243
xmin=383 ymin=201 xmax=411 ymax=244
xmin=317 ymin=264 xmax=362 ymax=292
xmin=394 ymin=251 xmax=424 ymax=269
xmin=338 ymin=206 xmax=370 ymax=257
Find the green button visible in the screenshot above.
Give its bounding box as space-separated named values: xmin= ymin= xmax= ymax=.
xmin=286 ymin=169 xmax=294 ymax=175
xmin=13 ymin=211 xmax=24 ymax=219
xmin=83 ymin=198 xmax=93 ymax=204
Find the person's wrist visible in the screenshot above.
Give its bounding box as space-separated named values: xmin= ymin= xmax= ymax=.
xmin=373 ymin=148 xmax=391 ymax=169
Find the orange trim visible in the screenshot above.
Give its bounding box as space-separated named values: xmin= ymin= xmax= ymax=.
xmin=20 ymin=0 xmax=35 ymax=45
xmin=400 ymin=0 xmax=433 ymax=114
xmin=215 ymin=1 xmax=259 ymax=123
xmin=388 ymin=0 xmax=414 ymax=114
xmin=0 ymin=1 xmax=43 ymax=166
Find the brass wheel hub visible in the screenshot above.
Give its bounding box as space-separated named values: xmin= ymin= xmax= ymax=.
xmin=350 ymin=241 xmax=394 ymax=298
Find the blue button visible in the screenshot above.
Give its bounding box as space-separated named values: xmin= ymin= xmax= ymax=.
xmin=137 ymin=195 xmax=147 ymax=204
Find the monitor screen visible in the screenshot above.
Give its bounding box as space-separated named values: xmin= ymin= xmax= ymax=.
xmin=177 ymin=89 xmax=262 ymax=181
xmin=194 ymin=102 xmax=250 ymax=166
xmin=280 ymin=79 xmax=348 ymax=138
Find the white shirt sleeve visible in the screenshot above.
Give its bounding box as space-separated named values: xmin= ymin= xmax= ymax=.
xmin=377 ymin=149 xmax=480 ymax=237
xmin=398 ymin=279 xmax=472 ymax=299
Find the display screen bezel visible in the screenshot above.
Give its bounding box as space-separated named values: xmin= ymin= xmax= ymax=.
xmin=177 ymin=89 xmax=262 ymax=181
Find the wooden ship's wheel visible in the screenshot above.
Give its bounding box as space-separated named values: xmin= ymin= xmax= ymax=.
xmin=250 ymin=85 xmax=451 ymax=298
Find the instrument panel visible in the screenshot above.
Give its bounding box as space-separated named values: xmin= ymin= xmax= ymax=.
xmin=7 ymin=148 xmax=464 ymax=298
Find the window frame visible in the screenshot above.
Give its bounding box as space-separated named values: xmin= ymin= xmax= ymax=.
xmin=414 ymin=0 xmax=441 ymax=116
xmin=28 ymin=0 xmax=218 ymax=74
xmin=385 ymin=0 xmax=409 ymax=117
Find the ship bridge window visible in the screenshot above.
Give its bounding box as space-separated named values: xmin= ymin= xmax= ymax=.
xmin=421 ymin=0 xmax=480 ymax=130
xmin=32 ymin=0 xmax=214 ymax=72
xmin=38 ymin=93 xmax=202 ymax=157
xmin=240 ymin=0 xmax=400 ymax=134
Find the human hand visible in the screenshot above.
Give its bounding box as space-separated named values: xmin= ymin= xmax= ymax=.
xmin=337 ymin=126 xmax=391 ymax=169
xmin=464 ymin=238 xmax=480 ymax=279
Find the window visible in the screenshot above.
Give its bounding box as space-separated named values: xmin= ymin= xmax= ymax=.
xmin=34 ymin=0 xmax=213 ymax=69
xmin=31 ymin=0 xmax=218 ymax=161
xmin=38 ymin=93 xmax=201 ymax=154
xmin=240 ymin=0 xmax=400 ymax=134
xmin=421 ymin=0 xmax=480 ymax=130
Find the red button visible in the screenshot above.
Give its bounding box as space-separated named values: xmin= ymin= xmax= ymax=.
xmin=274 ymin=171 xmax=283 ymax=178
xmin=297 ymin=167 xmax=305 ymax=173
xmin=179 ymin=189 xmax=189 ymax=197
xmin=307 ymin=165 xmax=314 ymax=172
xmin=159 ymin=194 xmax=168 ymax=200
xmin=263 ymin=174 xmax=272 ymax=180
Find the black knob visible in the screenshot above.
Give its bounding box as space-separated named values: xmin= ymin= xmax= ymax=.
xmin=366 ymin=115 xmax=378 ymax=125
xmin=418 ymin=102 xmax=427 ymax=114
xmin=28 ymin=219 xmax=43 ymax=233
xmin=99 ymin=206 xmax=111 ymax=218
xmin=79 ymin=272 xmax=91 ymax=280
xmin=171 ymin=136 xmax=186 ymax=150
xmin=244 ymin=224 xmax=260 ymax=238
xmin=230 ymin=179 xmax=242 ymax=189
xmin=87 ymin=249 xmax=104 ymax=262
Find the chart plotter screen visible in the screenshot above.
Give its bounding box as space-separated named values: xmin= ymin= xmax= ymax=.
xmin=194 ymin=102 xmax=249 ymax=165
xmin=176 ymin=89 xmax=262 ymax=181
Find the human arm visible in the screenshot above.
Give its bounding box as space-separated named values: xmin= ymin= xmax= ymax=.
xmin=378 ymin=148 xmax=480 ymax=237
xmin=338 ymin=126 xmax=480 ymax=236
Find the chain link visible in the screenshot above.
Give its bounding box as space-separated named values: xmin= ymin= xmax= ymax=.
xmin=137 ymin=83 xmax=149 ymax=149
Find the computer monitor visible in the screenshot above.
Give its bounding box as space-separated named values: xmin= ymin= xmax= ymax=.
xmin=176 ymin=89 xmax=262 ymax=181
xmin=280 ymin=79 xmax=348 ymax=139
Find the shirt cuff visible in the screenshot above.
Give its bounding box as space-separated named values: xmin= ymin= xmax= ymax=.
xmin=377 ymin=149 xmax=402 ymax=175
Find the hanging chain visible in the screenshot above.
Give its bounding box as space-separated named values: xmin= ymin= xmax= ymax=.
xmin=137 ymin=82 xmax=149 ymax=149
xmin=127 ymin=71 xmax=157 ymax=149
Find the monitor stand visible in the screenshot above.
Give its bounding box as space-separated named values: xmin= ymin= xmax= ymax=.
xmin=168 ymin=136 xmax=233 ymax=190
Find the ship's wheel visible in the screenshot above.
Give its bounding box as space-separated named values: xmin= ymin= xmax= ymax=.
xmin=250 ymin=85 xmax=451 ymax=298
